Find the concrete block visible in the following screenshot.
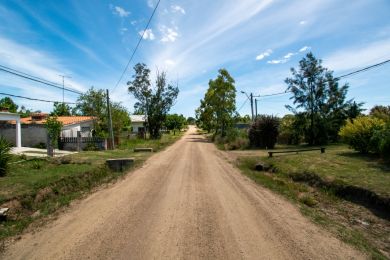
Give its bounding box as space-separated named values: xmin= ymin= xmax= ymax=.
xmin=106 ymin=158 xmax=135 ymax=172
xmin=134 ymin=148 xmax=153 ymax=152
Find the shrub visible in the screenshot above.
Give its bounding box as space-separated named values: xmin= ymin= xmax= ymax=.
xmin=248 ymin=115 xmax=280 ymax=148
xmin=339 ymin=116 xmax=384 ymax=153
xmin=214 ymin=128 xmax=249 ymax=150
xmin=0 ymin=136 xmax=12 ymax=177
xmin=370 ymin=122 xmax=390 ymax=158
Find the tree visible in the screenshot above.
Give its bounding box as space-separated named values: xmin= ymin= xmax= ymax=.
xmin=128 ymin=63 xmax=179 ymax=139
xmin=74 ymin=87 xmax=107 ymax=137
xmin=0 ymin=97 xmax=18 ymax=113
xmin=345 ymin=101 xmax=365 ymax=121
xmin=111 ymin=102 xmax=131 ymax=135
xmin=285 ymin=52 xmax=352 ymax=145
xmin=0 ymin=136 xmax=12 ymax=177
xmin=187 ymin=117 xmax=196 ymax=125
xmin=18 ymin=105 xmax=32 ymax=118
xmin=370 ymin=105 xmax=390 ymax=122
xmin=248 ymin=115 xmax=280 ymax=148
xmin=195 ymin=69 xmax=236 ymax=137
xmin=45 ymin=116 xmax=63 ymax=156
xmin=51 ymin=102 xmax=72 ymax=116
xmin=165 ymin=114 xmax=186 ymax=134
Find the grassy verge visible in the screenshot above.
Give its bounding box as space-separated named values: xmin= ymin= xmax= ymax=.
xmin=0 ymin=131 xmax=183 ymax=242
xmin=234 ymin=145 xmax=389 ymax=259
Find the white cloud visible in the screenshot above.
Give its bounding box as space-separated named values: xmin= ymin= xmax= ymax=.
xmin=299 ymin=20 xmax=307 ymax=25
xmin=171 ymin=5 xmax=186 ymax=14
xmin=112 ymin=6 xmax=130 ymax=17
xmin=284 ymin=52 xmax=295 ymax=59
xmin=147 ymin=0 xmax=155 ymax=8
xmin=256 ymin=49 xmax=272 ymax=60
xmin=139 ymin=29 xmax=155 ymax=40
xmin=120 ymin=28 xmax=128 ymax=35
xmin=299 ymin=46 xmax=311 ymax=52
xmin=267 ymin=59 xmax=288 ymax=64
xmin=165 ymin=59 xmax=176 ymax=66
xmin=160 ymin=26 xmax=179 ymax=42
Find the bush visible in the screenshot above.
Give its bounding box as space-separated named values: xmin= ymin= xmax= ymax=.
xmin=339 ymin=116 xmax=384 ymax=153
xmin=0 ymin=136 xmax=12 ymax=177
xmin=248 ymin=115 xmax=280 ymax=148
xmin=214 ymin=128 xmax=249 ymax=150
xmin=370 ymin=122 xmax=390 ymax=158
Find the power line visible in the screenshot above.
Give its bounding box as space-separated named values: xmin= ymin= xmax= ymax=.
xmin=236 ymin=98 xmax=248 ymax=112
xmin=0 ymin=92 xmax=76 ymax=104
xmin=336 ymin=59 xmax=390 ymax=79
xmin=256 ymin=58 xmax=390 ymax=99
xmin=0 ymin=64 xmax=83 ymax=95
xmin=111 ymin=0 xmax=161 ymax=93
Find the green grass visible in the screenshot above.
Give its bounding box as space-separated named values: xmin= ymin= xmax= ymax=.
xmin=263 ymin=144 xmax=390 ymax=197
xmin=0 ymin=131 xmax=183 ymax=241
xmin=235 ymin=144 xmax=389 ymax=259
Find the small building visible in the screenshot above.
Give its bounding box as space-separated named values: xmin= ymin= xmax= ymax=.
xmin=0 ymin=112 xmax=21 ymax=147
xmin=130 ymin=115 xmax=146 ymax=133
xmin=0 ymin=113 xmax=95 ymax=147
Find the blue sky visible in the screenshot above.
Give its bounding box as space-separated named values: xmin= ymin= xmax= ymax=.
xmin=0 ymin=0 xmax=389 ymax=117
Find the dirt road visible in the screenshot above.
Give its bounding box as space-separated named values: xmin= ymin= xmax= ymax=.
xmin=2 ymin=126 xmax=364 ymax=259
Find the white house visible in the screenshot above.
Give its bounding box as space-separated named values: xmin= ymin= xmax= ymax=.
xmin=130 ymin=115 xmax=146 ymax=133
xmin=0 ymin=113 xmax=95 ymax=147
xmin=0 ymin=112 xmax=21 ymax=147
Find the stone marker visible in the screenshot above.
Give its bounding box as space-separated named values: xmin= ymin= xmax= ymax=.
xmin=106 ymin=158 xmax=135 ymax=172
xmin=255 ymin=163 xmax=271 ymax=171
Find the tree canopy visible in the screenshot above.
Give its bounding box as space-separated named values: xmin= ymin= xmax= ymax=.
xmin=51 ymin=102 xmax=72 ymax=116
xmin=128 ymin=63 xmax=179 ymax=139
xmin=0 ymin=97 xmax=18 ymax=113
xmin=195 ymin=69 xmax=236 ymax=137
xmin=285 ymin=52 xmax=356 ymax=145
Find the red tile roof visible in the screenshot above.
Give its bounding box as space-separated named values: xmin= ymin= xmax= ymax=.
xmin=19 ymin=116 xmax=95 ymax=125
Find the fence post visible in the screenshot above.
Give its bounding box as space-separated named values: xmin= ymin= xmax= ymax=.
xmin=77 ymin=131 xmax=81 ymax=152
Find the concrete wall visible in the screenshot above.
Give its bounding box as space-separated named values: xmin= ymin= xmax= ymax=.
xmin=0 ymin=124 xmax=47 ymax=147
xmin=61 ymin=121 xmax=93 ymax=137
xmin=132 ymin=122 xmax=145 ymax=133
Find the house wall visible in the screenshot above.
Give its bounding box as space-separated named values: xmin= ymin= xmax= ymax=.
xmin=131 ymin=122 xmax=145 ymax=133
xmin=61 ymin=121 xmax=93 ymax=138
xmin=0 ymin=124 xmax=47 ymax=147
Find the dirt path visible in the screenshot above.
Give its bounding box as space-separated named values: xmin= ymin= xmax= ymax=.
xmin=2 ymin=126 xmax=365 ymax=259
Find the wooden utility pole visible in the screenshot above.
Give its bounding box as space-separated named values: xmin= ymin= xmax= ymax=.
xmin=106 ymin=89 xmax=115 ymax=150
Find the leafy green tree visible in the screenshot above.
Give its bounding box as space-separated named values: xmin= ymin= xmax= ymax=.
xmin=285 ymin=52 xmax=352 ymax=145
xmin=0 ymin=97 xmax=18 ymax=113
xmin=18 ymin=105 xmax=32 ymax=118
xmin=196 ymin=69 xmax=236 ymax=137
xmin=51 ymin=102 xmax=72 ymax=116
xmin=187 ymin=117 xmax=196 ymax=125
xmin=45 ymin=116 xmax=63 ymax=156
xmin=165 ymin=114 xmax=186 ymax=134
xmin=278 ymin=114 xmax=303 ymax=145
xmin=128 ymin=63 xmax=179 ymax=139
xmin=370 ymin=105 xmax=390 ymax=122
xmin=74 ymin=87 xmax=107 ymax=137
xmin=345 ymin=101 xmax=365 ymax=121
xmin=111 ymin=102 xmax=131 ymax=135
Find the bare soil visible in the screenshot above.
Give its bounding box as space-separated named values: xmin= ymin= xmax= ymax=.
xmin=1 ymin=126 xmax=365 ymax=259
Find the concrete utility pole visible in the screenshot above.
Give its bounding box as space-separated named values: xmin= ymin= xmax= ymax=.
xmin=59 ymin=75 xmax=71 ymax=103
xmin=255 ymin=98 xmax=258 ymax=118
xmin=250 ymin=93 xmax=254 ymax=121
xmin=241 ymin=91 xmax=260 ymax=121
xmin=106 ymin=89 xmax=115 ymax=150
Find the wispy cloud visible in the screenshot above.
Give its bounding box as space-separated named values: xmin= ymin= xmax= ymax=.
xmin=165 ymin=59 xmax=176 ymax=66
xmin=299 ymin=46 xmax=311 ymax=52
xmin=284 ymin=52 xmax=295 ymax=59
xmin=267 ymin=59 xmax=288 ymax=64
xmin=256 ymin=49 xmax=272 ymax=60
xmin=299 ymin=20 xmax=307 ymax=25
xmin=171 ymin=5 xmax=186 ymax=14
xmin=112 ymin=6 xmax=130 ymax=17
xmin=323 ymin=38 xmax=390 ymax=72
xmin=160 ymin=26 xmax=179 ymax=42
xmin=139 ymin=29 xmax=155 ymax=40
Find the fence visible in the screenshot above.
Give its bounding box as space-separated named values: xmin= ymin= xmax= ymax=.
xmin=58 ymin=137 xmax=106 ymax=151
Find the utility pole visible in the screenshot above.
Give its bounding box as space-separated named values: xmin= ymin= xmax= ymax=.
xmin=255 ymin=98 xmax=258 ymax=118
xmin=250 ymin=93 xmax=254 ymax=121
xmin=59 ymin=75 xmax=71 ymax=104
xmin=106 ymin=89 xmax=115 ymax=150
